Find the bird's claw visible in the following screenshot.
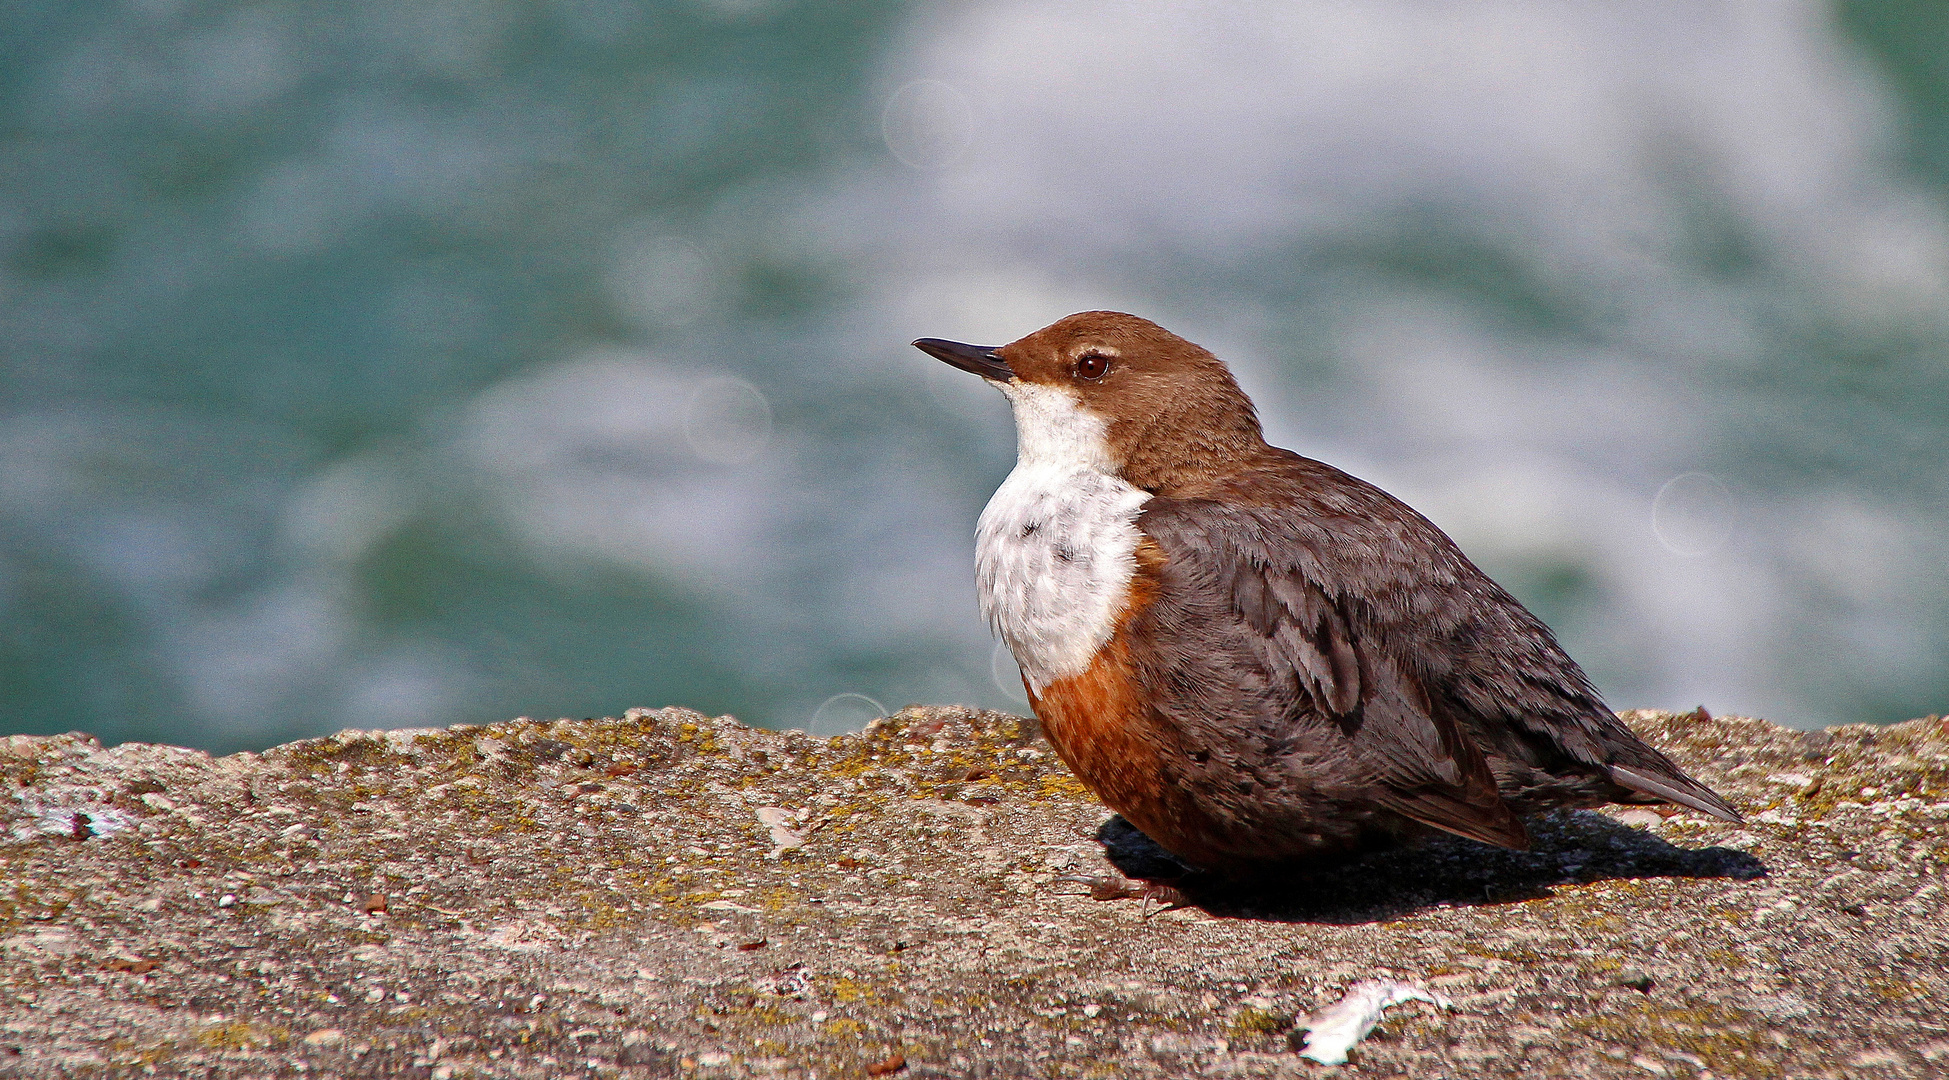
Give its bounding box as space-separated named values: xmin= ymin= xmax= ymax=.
xmin=1061 ymin=873 xmax=1191 ymax=915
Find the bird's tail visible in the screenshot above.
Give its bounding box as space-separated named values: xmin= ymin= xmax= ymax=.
xmin=1607 ymin=762 xmax=1743 ymax=823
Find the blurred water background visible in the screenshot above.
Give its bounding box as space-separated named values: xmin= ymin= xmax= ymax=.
xmin=3 ymin=1 xmax=1946 ymax=752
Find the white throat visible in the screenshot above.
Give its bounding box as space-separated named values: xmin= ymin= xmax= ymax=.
xmin=999 ymin=379 xmax=1118 ymax=471
xmin=975 ymin=382 xmax=1150 ymax=693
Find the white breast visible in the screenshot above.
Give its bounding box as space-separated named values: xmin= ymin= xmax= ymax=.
xmin=974 ymin=382 xmax=1150 ymax=693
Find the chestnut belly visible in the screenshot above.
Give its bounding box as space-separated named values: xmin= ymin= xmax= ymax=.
xmin=1027 ymin=634 xmax=1413 ymax=875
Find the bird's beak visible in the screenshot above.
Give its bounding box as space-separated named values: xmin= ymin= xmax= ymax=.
xmin=912 ymin=338 xmax=1013 ymax=382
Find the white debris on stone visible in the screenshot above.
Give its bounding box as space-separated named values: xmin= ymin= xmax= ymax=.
xmin=9 ymin=788 xmax=136 ymax=841
xmin=381 ymin=728 xmax=442 ymax=753
xmin=1298 ymin=979 xmax=1453 ymax=1066
xmin=754 ymin=806 xmax=804 ymax=856
xmin=1613 ymin=808 xmax=1666 ymax=828
xmin=771 ymin=964 xmax=811 ymax=998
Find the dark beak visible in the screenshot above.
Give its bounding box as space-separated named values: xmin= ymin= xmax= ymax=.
xmin=912 ymin=338 xmax=1013 ymax=382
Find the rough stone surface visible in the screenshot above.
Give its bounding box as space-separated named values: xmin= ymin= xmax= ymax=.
xmin=2 ymin=706 xmax=1946 ymax=1079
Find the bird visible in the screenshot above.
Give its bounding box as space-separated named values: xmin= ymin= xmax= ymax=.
xmin=913 ymin=311 xmax=1740 ymax=879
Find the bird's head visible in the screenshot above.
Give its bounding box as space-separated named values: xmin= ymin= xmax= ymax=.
xmin=914 ymin=311 xmax=1267 ymax=492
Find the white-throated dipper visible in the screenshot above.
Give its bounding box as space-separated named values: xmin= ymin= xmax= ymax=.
xmin=914 ymin=311 xmax=1740 ymax=877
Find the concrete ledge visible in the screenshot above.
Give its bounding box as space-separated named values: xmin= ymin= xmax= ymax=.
xmin=2 ymin=706 xmax=1945 ymax=1078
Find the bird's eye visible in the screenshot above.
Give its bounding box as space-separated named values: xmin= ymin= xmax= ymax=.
xmin=1074 ymin=353 xmax=1110 ymax=381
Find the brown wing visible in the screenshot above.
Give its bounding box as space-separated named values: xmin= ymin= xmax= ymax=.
xmin=1143 ymin=450 xmax=1741 ymax=825
xmin=1136 ymin=496 xmax=1531 ymax=850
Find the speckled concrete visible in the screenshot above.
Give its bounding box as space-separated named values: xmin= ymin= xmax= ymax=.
xmin=2 ymin=706 xmax=1945 ymax=1079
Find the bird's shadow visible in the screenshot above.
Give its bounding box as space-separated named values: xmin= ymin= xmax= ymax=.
xmin=1094 ymin=810 xmax=1767 ymax=925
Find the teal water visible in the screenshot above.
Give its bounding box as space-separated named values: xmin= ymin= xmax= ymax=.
xmin=2 ymin=1 xmax=1945 ymax=752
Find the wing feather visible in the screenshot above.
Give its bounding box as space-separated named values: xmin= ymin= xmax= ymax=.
xmin=1137 ymin=452 xmax=1741 ymax=828
xmin=1137 ymin=497 xmax=1529 ymax=850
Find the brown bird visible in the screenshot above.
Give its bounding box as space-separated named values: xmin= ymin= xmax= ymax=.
xmin=914 ymin=311 xmax=1739 ymax=878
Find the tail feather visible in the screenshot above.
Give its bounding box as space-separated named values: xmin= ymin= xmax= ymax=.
xmin=1373 ymin=785 xmax=1533 ymax=850
xmin=1609 ymin=763 xmax=1743 ymax=823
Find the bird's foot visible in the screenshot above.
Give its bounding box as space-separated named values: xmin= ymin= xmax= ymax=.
xmin=1061 ymin=872 xmax=1192 ymax=916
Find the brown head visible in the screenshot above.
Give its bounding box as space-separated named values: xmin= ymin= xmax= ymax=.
xmin=913 ymin=311 xmax=1268 ymax=492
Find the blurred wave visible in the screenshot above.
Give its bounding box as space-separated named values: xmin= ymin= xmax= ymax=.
xmin=1 ymin=1 xmax=1944 ymax=750
xmin=833 ymin=0 xmax=1949 ymax=730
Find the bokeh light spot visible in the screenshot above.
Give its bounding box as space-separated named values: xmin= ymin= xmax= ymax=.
xmin=683 ymin=377 xmax=773 ymax=465
xmin=990 ymin=639 xmax=1027 ymax=705
xmin=809 ymin=692 xmax=887 ymax=736
xmin=881 ymin=79 xmax=974 ymax=170
xmin=1652 ymin=472 xmax=1735 ymax=557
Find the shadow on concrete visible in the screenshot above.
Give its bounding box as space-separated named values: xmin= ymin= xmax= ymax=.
xmin=1094 ymin=809 xmax=1767 ymax=925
